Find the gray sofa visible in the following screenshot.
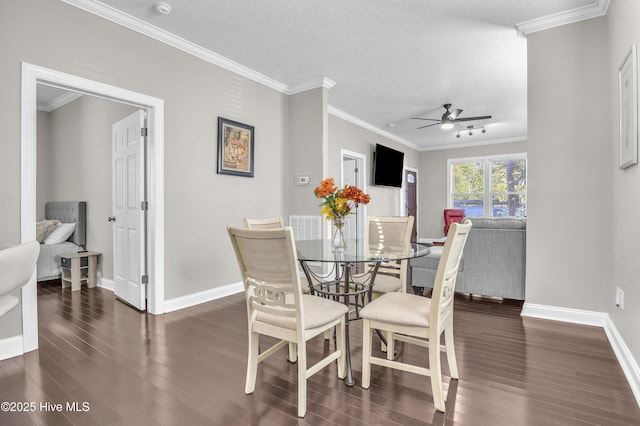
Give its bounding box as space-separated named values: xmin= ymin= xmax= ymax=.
xmin=410 ymin=217 xmax=526 ymax=300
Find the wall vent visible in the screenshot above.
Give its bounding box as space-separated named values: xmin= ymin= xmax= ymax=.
xmin=289 ymin=215 xmax=322 ymax=240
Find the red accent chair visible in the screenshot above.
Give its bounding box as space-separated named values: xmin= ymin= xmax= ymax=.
xmin=443 ymin=209 xmax=465 ymax=236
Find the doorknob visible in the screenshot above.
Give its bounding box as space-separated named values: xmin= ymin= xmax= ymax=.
xmin=108 ymin=216 xmax=116 ymax=222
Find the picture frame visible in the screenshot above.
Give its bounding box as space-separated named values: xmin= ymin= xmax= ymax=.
xmin=619 ymin=44 xmax=638 ymax=169
xmin=217 ymin=117 xmax=255 ymax=177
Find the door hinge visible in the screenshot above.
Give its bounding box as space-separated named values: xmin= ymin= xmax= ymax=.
xmin=141 ymin=201 xmax=148 ymax=211
xmin=141 ymin=274 xmax=149 ymax=285
xmin=141 ymin=127 xmax=148 ymax=137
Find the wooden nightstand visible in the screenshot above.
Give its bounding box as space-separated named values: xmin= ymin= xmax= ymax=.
xmin=60 ymin=251 xmax=101 ymax=291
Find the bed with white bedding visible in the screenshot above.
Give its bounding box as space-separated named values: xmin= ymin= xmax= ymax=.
xmin=36 ymin=201 xmax=87 ymax=281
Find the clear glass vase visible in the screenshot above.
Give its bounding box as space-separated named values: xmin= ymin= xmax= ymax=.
xmin=331 ymin=218 xmax=346 ymax=251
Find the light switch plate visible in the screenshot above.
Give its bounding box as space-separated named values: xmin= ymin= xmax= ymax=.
xmin=296 ymin=175 xmax=311 ymax=186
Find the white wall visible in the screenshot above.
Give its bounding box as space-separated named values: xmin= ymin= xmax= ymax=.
xmin=328 ymin=114 xmax=419 ymax=217
xmin=36 ymin=111 xmax=53 ymax=220
xmin=289 ymin=88 xmax=328 ymax=216
xmin=606 ymin=0 xmax=640 ymax=369
xmin=0 ymin=0 xmax=289 ymax=315
xmin=527 ymin=18 xmax=611 ymax=312
xmin=526 ymin=3 xmax=640 ymax=392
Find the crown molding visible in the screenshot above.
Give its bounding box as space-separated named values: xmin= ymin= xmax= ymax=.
xmin=327 ymin=106 xmax=527 ymax=152
xmin=62 ymin=0 xmax=290 ymax=93
xmin=286 ymin=77 xmax=336 ymax=95
xmin=63 ymin=0 xmax=523 ymax=153
xmin=516 ymin=0 xmax=609 ymax=38
xmin=37 ymin=91 xmax=82 ymax=112
xmin=328 ymin=106 xmax=420 ymax=151
xmin=63 ymin=0 xmax=341 ymax=97
xmin=422 ymin=135 xmax=528 ymax=152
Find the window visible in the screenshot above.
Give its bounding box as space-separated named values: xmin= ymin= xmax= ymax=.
xmin=448 ymin=154 xmax=527 ymax=217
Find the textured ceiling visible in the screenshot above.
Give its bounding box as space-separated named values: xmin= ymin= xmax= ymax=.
xmin=63 ymin=0 xmax=601 ymax=150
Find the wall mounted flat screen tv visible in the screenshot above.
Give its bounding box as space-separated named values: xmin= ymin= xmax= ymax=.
xmin=373 ymin=143 xmax=404 ymax=188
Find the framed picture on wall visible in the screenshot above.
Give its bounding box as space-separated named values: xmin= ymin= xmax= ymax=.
xmin=619 ymin=44 xmax=638 ymax=169
xmin=217 ymin=117 xmax=255 ymax=177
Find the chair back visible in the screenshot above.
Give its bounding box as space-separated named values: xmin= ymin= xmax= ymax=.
xmin=366 ymin=216 xmax=414 ymax=292
xmin=227 ymin=226 xmax=304 ymax=328
xmin=443 ymin=208 xmax=465 ymax=236
xmin=243 ymin=217 xmax=285 ymax=229
xmin=0 ymin=241 xmax=40 ymax=297
xmin=431 ymin=219 xmax=472 ymax=327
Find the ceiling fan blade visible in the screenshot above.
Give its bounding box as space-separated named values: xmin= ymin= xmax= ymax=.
xmin=454 ymin=115 xmax=492 ymax=122
xmin=416 ymin=122 xmax=441 ymax=129
xmin=412 ymin=117 xmax=440 ymax=121
xmin=450 ymin=109 xmax=463 ymax=120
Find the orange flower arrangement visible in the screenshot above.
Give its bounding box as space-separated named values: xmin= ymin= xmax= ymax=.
xmin=314 ymin=177 xmax=371 ymax=221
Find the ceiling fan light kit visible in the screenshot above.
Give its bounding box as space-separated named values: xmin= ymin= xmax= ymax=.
xmin=441 ymin=119 xmax=454 ymax=130
xmin=456 ymin=125 xmax=486 ymax=138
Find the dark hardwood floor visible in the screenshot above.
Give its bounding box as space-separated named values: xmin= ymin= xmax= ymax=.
xmin=0 ymin=282 xmax=638 ymax=425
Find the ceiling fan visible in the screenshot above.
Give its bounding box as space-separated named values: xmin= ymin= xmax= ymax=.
xmin=414 ymin=103 xmax=492 ymax=130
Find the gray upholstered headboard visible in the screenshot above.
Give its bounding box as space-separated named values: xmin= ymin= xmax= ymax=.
xmin=45 ymin=201 xmax=87 ymax=247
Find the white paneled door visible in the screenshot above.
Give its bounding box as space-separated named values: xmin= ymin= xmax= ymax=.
xmin=112 ymin=110 xmax=147 ymax=311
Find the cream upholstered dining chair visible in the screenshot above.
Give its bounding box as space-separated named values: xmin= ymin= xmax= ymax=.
xmin=366 ymin=215 xmax=415 ymax=297
xmin=227 ymin=226 xmax=347 ymax=418
xmin=243 ymin=216 xmax=285 ymax=229
xmin=360 ymin=219 xmax=472 ymax=413
xmin=243 ymin=216 xmax=307 ymax=362
xmin=244 ymin=216 xmax=310 ymax=293
xmin=0 ymin=241 xmax=40 ymax=317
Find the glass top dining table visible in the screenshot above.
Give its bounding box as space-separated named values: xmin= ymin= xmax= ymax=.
xmin=295 ymin=238 xmax=430 ymax=386
xmin=295 ymin=239 xmax=431 ymax=264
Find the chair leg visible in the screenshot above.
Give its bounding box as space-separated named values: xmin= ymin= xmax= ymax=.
xmin=335 ymin=318 xmax=346 ymax=379
xmin=429 ymin=332 xmax=445 ymax=412
xmin=297 ymin=341 xmax=308 ymax=417
xmin=324 ymin=329 xmax=332 ymax=340
xmin=444 ymin=322 xmax=459 ymax=379
xmin=386 ymin=331 xmax=395 ymax=361
xmin=288 ymin=342 xmax=297 ymax=363
xmin=245 ymin=331 xmax=259 ymax=394
xmin=361 ymin=319 xmax=372 ymax=389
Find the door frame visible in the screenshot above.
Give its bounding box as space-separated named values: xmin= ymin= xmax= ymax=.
xmin=20 ymin=63 xmax=165 ymax=353
xmin=402 ymin=166 xmax=419 ymax=236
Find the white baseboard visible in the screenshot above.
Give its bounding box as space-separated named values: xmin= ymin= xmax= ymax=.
xmin=604 ymin=317 xmax=640 ymax=406
xmin=97 ymin=278 xmax=242 ymax=313
xmin=98 ymin=277 xmax=114 ymax=292
xmin=521 ymin=302 xmax=609 ymax=327
xmin=522 ymin=302 xmax=640 ymax=406
xmin=164 ymin=281 xmax=243 ymax=313
xmin=0 ymin=336 xmax=25 ymax=361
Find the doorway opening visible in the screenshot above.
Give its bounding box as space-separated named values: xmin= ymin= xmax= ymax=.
xmin=21 ymin=63 xmax=165 ymax=354
xmin=403 ymin=167 xmax=418 ymax=243
xmin=340 ymin=149 xmax=367 ymax=242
